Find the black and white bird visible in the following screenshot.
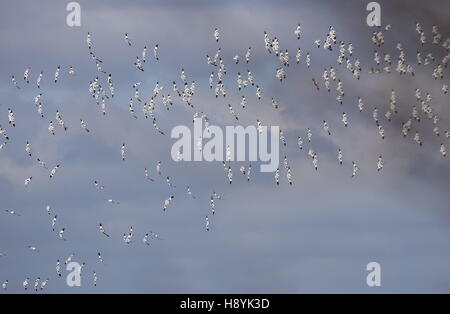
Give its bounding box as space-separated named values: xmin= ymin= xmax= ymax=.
xmin=49 ymin=165 xmax=60 ymax=178
xmin=80 ymin=119 xmax=90 ymax=133
xmin=23 ymin=278 xmax=30 ymax=290
xmin=163 ymin=196 xmax=175 ymax=211
xmin=99 ymin=223 xmax=110 ymax=237
xmin=121 ymin=143 xmax=126 ymax=161
xmin=377 ymin=155 xmax=384 ymax=171
xmin=124 ymin=33 xmax=132 ymax=46
xmin=56 ymin=260 xmax=62 ymax=277
xmin=213 ymin=28 xmax=220 ymax=42
xmin=5 ymin=210 xmax=20 ymax=216
xmin=7 ymin=109 xmax=15 ymax=127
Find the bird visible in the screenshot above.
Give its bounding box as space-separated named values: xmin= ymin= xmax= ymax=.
xmin=213 ymin=28 xmax=220 ymax=42
xmin=163 ymin=196 xmax=175 ymax=211
xmin=4 ymin=210 xmax=20 ymax=216
xmin=34 ymin=278 xmax=40 ymax=292
xmin=93 ymin=272 xmax=98 ymax=287
xmin=352 ymin=162 xmax=359 ymax=178
xmin=121 ymin=143 xmax=126 ymax=161
xmin=186 ymin=186 xmax=196 ymax=199
xmin=342 ymin=113 xmax=349 ymax=127
xmin=51 ymin=215 xmax=57 ymax=231
xmin=23 ymin=278 xmax=30 ymax=291
xmin=54 ymin=66 xmax=60 ymax=83
xmin=99 ymin=224 xmax=110 ymax=237
xmin=56 ymin=260 xmax=62 ymax=277
xmin=294 ymin=24 xmax=302 ymax=39
xmin=377 ymin=155 xmax=384 ymax=171
xmin=440 ymin=144 xmax=447 ymax=157
xmin=205 ymin=216 xmax=210 ymax=231
xmin=50 ymin=165 xmax=60 ymax=178
xmin=24 ymin=177 xmax=33 ymax=186
xmin=338 ymin=149 xmax=343 ymax=165
xmin=323 ymin=121 xmax=331 ymax=135
xmin=124 ymin=33 xmax=132 ymax=46
xmin=97 ymin=252 xmax=104 ymax=263
xmin=58 ymin=228 xmax=66 ymax=241
xmin=80 ymin=119 xmax=90 ymax=133
xmin=2 ymin=280 xmax=8 ymax=291
xmin=94 ymin=180 xmax=105 ymax=190
xmin=40 ymin=278 xmax=49 ymax=291
xmin=7 ymin=109 xmax=15 ymax=127
xmin=28 ymin=246 xmax=39 ymax=253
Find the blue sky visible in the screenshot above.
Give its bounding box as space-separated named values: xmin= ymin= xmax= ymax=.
xmin=0 ymin=0 xmax=450 ymax=293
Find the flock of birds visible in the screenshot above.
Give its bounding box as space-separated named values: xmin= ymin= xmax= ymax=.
xmin=1 ymin=20 xmax=449 ymax=292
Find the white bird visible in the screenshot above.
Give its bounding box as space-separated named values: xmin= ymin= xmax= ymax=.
xmin=440 ymin=144 xmax=447 ymax=157
xmin=97 ymin=252 xmax=103 ymax=263
xmin=80 ymin=119 xmax=90 ymax=133
xmin=153 ymin=44 xmax=159 ymax=61
xmin=105 ymin=199 xmax=120 ymax=205
xmin=24 ymin=68 xmax=30 ymax=83
xmin=124 ymin=33 xmax=132 ymax=46
xmin=11 ymin=75 xmax=20 ymax=89
xmin=377 ymin=155 xmax=384 ymax=171
xmin=99 ymin=223 xmax=110 ymax=237
xmin=205 ymin=216 xmax=210 ymax=231
xmin=166 ymin=176 xmax=176 ymax=188
xmin=36 ymin=71 xmax=43 ymax=89
xmin=58 ymin=228 xmax=66 ymax=241
xmin=24 ymin=177 xmax=33 ymax=186
xmin=51 ymin=215 xmax=57 ymax=231
xmin=28 ymin=246 xmax=39 ymax=253
xmin=40 ymin=278 xmax=49 ymax=291
xmin=7 ymin=109 xmax=15 ymax=127
xmin=2 ymin=280 xmax=8 ymax=290
xmin=56 ymin=260 xmax=62 ymax=277
xmin=49 ymin=165 xmax=60 ymax=178
xmin=4 ymin=210 xmax=20 ymax=216
xmin=338 ymin=149 xmax=343 ymax=165
xmin=213 ymin=28 xmax=220 ymax=42
xmin=94 ymin=180 xmax=105 ymax=190
xmin=65 ymin=254 xmax=74 ymax=265
xmin=54 ymin=66 xmax=60 ymax=83
xmin=56 ymin=110 xmax=68 ymax=131
xmin=144 ymin=168 xmax=154 ymax=181
xmin=121 ymin=143 xmax=126 ymax=161
xmin=34 ymin=278 xmax=40 ymax=291
xmin=163 ymin=196 xmax=174 ymax=211
xmin=186 ymin=186 xmax=196 ymax=199
xmin=352 ymin=161 xmax=359 ymax=178
xmin=156 ymin=161 xmax=162 ymax=175
xmin=93 ymin=272 xmax=98 ymax=287
xmin=342 ymin=112 xmax=349 ymax=127
xmin=293 ymin=137 xmax=303 ymax=151
xmin=294 ymin=24 xmax=302 ymax=40
xmin=48 ymin=121 xmax=55 ymax=135
xmin=414 ymin=132 xmax=422 ymax=146
xmin=23 ymin=278 xmax=30 ymax=290
xmin=323 ymin=120 xmax=331 ymax=135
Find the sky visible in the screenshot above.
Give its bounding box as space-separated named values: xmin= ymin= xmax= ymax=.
xmin=0 ymin=0 xmax=450 ymax=293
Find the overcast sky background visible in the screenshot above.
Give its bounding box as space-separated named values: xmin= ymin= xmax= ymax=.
xmin=1 ymin=0 xmax=450 ymax=293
